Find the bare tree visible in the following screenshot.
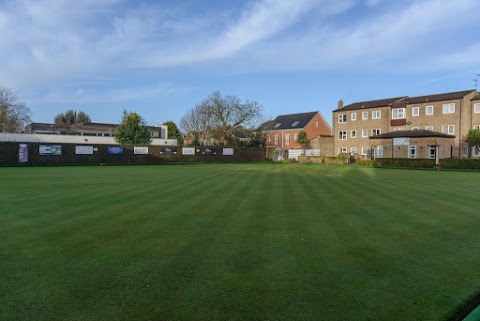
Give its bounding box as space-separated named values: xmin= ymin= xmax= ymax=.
xmin=179 ymin=103 xmax=216 ymax=146
xmin=0 ymin=86 xmax=31 ymax=133
xmin=202 ymin=91 xmax=263 ymax=145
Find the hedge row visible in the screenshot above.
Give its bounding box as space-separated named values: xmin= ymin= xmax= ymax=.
xmin=0 ymin=142 xmax=266 ymax=166
xmin=440 ymin=158 xmax=480 ymax=170
xmin=373 ymin=158 xmax=436 ymax=168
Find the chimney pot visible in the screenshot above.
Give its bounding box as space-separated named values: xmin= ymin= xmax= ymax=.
xmin=338 ymin=99 xmax=344 ymax=108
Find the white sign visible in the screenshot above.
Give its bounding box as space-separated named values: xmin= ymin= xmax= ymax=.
xmin=223 ymin=148 xmax=234 ymax=156
xmin=75 ymin=145 xmax=94 ymax=155
xmin=182 ymin=147 xmax=195 ymax=155
xmin=393 ymin=137 xmax=410 ymax=146
xmin=19 ymin=144 xmax=28 ymax=163
xmin=134 ymin=146 xmax=149 ymax=155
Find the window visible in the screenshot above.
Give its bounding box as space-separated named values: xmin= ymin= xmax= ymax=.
xmin=351 ymin=130 xmax=357 ymax=138
xmin=267 ymin=135 xmax=271 ymax=142
xmin=474 ymin=147 xmax=480 ymax=157
xmin=425 ymin=126 xmax=433 ymax=131
xmin=372 ymin=146 xmax=383 ymax=158
xmin=442 ymin=103 xmax=455 ymax=114
xmin=285 ymin=134 xmax=291 ymax=145
xmin=408 ymin=145 xmax=416 ymax=158
xmin=350 ymin=147 xmax=357 ymax=154
xmin=474 ymin=125 xmax=480 ymax=130
xmin=274 ymin=123 xmax=282 ymax=129
xmin=392 ymin=108 xmax=405 ymax=119
xmin=475 ymin=103 xmax=480 ymax=113
xmin=412 ymin=127 xmax=419 ymax=131
xmin=361 ymin=147 xmax=368 ymax=155
xmin=442 ymin=125 xmax=454 ymax=135
xmin=315 ymin=121 xmax=318 ymax=127
xmin=372 ymin=128 xmax=381 ymax=136
xmin=426 ymin=105 xmax=434 ymax=115
xmin=338 ymin=130 xmax=347 ymax=140
xmin=362 ymin=112 xmax=368 ymax=120
xmin=294 ymin=133 xmax=298 ymax=141
xmin=274 ymin=134 xmax=279 ymax=145
xmin=372 ymin=110 xmax=381 ymax=119
xmin=339 ymin=147 xmax=347 ymax=155
xmin=412 ymin=107 xmax=419 ymax=116
xmin=292 ymin=121 xmax=299 ymax=127
xmin=351 ymin=113 xmax=357 ymax=121
xmin=429 ymin=146 xmax=436 ymax=159
xmin=464 ymin=146 xmax=469 ymax=157
xmin=338 ymin=114 xmax=347 ymax=123
xmin=362 ymin=129 xmax=368 ymax=137
xmin=393 ymin=128 xmax=405 ymax=132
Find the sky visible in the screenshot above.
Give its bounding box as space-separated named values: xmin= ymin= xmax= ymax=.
xmin=1 ymin=0 xmax=479 ymax=129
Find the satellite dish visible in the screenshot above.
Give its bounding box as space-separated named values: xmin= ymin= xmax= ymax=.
xmin=406 ymin=121 xmax=412 ymax=125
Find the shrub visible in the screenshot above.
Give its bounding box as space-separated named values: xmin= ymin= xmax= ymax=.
xmin=374 ymin=158 xmax=435 ymax=168
xmin=440 ymin=159 xmax=480 ymax=170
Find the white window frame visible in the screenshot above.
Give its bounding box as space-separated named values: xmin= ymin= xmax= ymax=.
xmin=294 ymin=133 xmax=298 ymax=141
xmin=315 ymin=121 xmax=318 ymax=127
xmin=473 ymin=147 xmax=480 ymax=157
xmin=351 ymin=113 xmax=357 ymax=121
xmin=350 ymin=147 xmax=357 ymax=154
xmin=412 ymin=107 xmax=419 ymax=116
xmin=351 ymin=130 xmax=357 ymax=138
xmin=267 ymin=135 xmax=271 ymax=142
xmin=372 ymin=145 xmax=383 ymax=158
xmin=285 ymin=134 xmax=291 ymax=145
xmin=392 ymin=108 xmax=405 ymax=119
xmin=425 ymin=126 xmax=433 ymax=131
xmin=393 ymin=128 xmax=405 ymax=132
xmin=426 ymin=105 xmax=434 ymax=115
xmin=338 ymin=130 xmax=347 ymax=140
xmin=429 ymin=146 xmax=436 ymax=159
xmin=274 ymin=134 xmax=279 ymax=145
xmin=474 ymin=125 xmax=480 ymax=130
xmin=474 ymin=103 xmax=480 ymax=113
xmin=442 ymin=125 xmax=454 ymax=135
xmin=372 ymin=128 xmax=381 ymax=136
xmin=442 ymin=103 xmax=455 ymax=114
xmin=339 ymin=147 xmax=347 ymax=155
xmin=338 ymin=114 xmax=347 ymax=123
xmin=408 ymin=145 xmax=416 ymax=159
xmin=362 ymin=112 xmax=368 ymax=120
xmin=372 ymin=110 xmax=381 ymax=119
xmin=362 ymin=129 xmax=368 ymax=137
xmin=361 ymin=147 xmax=368 ymax=155
xmin=412 ymin=127 xmax=419 ymax=131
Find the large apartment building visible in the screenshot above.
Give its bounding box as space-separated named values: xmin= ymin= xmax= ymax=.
xmin=332 ymin=89 xmax=480 ymax=159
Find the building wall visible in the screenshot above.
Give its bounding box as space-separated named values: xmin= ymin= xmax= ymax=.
xmin=309 ymin=136 xmax=335 ymax=157
xmin=265 ymin=112 xmax=332 ymax=150
xmin=370 ymin=137 xmax=455 ymax=160
xmin=333 ymin=106 xmax=390 ymax=157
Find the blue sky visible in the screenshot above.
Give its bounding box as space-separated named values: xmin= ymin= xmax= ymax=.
xmin=1 ymin=0 xmax=479 ymax=128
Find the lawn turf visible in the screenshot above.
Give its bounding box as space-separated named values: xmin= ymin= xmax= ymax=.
xmin=0 ymin=164 xmax=479 ymax=320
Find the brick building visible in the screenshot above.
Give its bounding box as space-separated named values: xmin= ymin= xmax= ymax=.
xmin=332 ymin=89 xmax=479 ymax=159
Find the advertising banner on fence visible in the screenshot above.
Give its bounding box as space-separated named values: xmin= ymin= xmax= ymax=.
xmin=160 ymin=147 xmax=177 ymax=154
xmin=223 ymin=148 xmax=234 ymax=156
xmin=107 ymin=146 xmax=124 ymax=155
xmin=39 ymin=145 xmax=62 ymax=155
xmin=202 ymin=148 xmax=217 ymax=155
xmin=75 ymin=145 xmax=94 ymax=155
xmin=134 ymin=146 xmax=149 ymax=155
xmin=19 ymin=144 xmax=28 ymax=163
xmin=182 ymin=147 xmax=195 ymax=155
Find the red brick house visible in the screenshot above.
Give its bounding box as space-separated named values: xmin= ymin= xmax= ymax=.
xmin=262 ymin=111 xmax=332 ymax=159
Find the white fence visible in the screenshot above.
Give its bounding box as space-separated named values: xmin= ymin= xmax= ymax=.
xmin=288 ymin=149 xmax=321 ymax=160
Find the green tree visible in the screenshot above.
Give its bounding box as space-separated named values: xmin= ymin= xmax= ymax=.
xmin=54 ymin=109 xmax=92 ymax=124
xmin=0 ymin=85 xmax=31 ymax=132
xmin=297 ymin=130 xmax=308 ymax=155
xmin=163 ymin=120 xmax=184 ymax=145
xmin=466 ymin=128 xmax=480 ymax=158
xmin=114 ymin=110 xmax=151 ymax=145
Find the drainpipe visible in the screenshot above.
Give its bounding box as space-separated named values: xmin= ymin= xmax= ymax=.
xmin=459 ymin=98 xmax=462 ymax=158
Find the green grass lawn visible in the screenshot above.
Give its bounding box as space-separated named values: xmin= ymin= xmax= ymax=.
xmin=1 ymin=164 xmax=479 ymax=321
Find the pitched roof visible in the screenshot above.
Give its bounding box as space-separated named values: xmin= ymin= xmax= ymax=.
xmin=471 ymin=94 xmax=480 ymax=101
xmin=404 ymin=89 xmax=476 ymax=104
xmin=333 ymin=97 xmax=406 ymax=112
xmin=268 ymin=111 xmax=318 ymax=131
xmin=369 ymin=130 xmax=455 ymax=139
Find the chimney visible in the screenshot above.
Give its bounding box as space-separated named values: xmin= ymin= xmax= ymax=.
xmin=338 ymin=99 xmax=344 ymax=109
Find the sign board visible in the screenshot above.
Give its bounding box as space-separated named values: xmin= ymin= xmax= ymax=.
xmin=134 ymin=146 xmax=149 ymax=155
xmin=108 ymin=146 xmax=124 ymax=155
xmin=202 ymin=148 xmax=217 ymax=155
xmin=393 ymin=137 xmax=410 ymax=146
xmin=75 ymin=145 xmax=94 ymax=155
xmin=160 ymin=147 xmax=177 ymax=154
xmin=223 ymin=148 xmax=234 ymax=156
xmin=182 ymin=147 xmax=195 ymax=155
xmin=39 ymin=145 xmax=62 ymax=155
xmin=19 ymin=144 xmax=28 ymax=163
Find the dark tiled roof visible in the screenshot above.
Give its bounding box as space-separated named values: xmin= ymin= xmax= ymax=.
xmin=369 ymin=130 xmax=455 ymax=139
xmin=405 ymin=89 xmax=476 ymax=104
xmin=269 ymin=111 xmax=318 ymax=130
xmin=333 ymin=97 xmax=406 ymax=112
xmin=471 ymin=94 xmax=480 ymax=101
xmin=258 ymin=120 xmax=275 ymax=131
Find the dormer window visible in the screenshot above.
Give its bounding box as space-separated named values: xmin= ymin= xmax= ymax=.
xmin=274 ymin=123 xmax=281 ymax=129
xmin=292 ymin=121 xmax=299 ymax=127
